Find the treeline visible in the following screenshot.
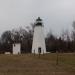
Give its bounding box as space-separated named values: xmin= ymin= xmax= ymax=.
xmin=0 ymin=21 xmax=75 ymax=53
xmin=0 ymin=26 xmax=33 ymax=54
xmin=46 ymin=32 xmax=74 ymax=53
xmin=46 ymin=21 xmax=75 ymax=53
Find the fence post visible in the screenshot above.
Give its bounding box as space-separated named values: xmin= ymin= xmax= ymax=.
xmin=56 ymin=50 xmax=59 ymax=65
xmin=34 ymin=50 xmax=35 ymax=56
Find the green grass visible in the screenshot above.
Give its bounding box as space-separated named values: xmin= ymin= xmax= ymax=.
xmin=0 ymin=53 xmax=75 ymax=75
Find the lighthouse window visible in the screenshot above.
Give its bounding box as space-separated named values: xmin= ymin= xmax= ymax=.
xmin=38 ymin=47 xmax=41 ymax=53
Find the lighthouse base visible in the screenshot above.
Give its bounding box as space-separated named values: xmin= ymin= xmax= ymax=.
xmin=32 ymin=48 xmax=46 ymax=54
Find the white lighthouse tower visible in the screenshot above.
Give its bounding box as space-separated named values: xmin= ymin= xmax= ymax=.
xmin=32 ymin=17 xmax=46 ymax=54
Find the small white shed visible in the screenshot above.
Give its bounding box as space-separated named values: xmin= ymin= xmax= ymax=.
xmin=13 ymin=43 xmax=21 ymax=54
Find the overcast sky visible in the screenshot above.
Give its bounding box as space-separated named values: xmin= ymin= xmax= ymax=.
xmin=0 ymin=0 xmax=75 ymax=36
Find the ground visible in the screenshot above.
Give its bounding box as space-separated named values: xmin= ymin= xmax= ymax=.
xmin=0 ymin=53 xmax=75 ymax=75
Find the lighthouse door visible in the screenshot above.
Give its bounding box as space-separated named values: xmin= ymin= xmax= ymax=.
xmin=38 ymin=47 xmax=41 ymax=53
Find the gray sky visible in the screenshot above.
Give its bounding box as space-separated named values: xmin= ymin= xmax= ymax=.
xmin=0 ymin=0 xmax=75 ymax=36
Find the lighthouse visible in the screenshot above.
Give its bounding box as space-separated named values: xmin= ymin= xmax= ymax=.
xmin=32 ymin=17 xmax=46 ymax=54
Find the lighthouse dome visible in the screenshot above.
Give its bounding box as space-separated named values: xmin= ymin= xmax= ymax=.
xmin=35 ymin=17 xmax=43 ymax=26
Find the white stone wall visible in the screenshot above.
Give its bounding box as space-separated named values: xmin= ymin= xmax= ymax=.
xmin=32 ymin=26 xmax=46 ymax=54
xmin=13 ymin=43 xmax=21 ymax=54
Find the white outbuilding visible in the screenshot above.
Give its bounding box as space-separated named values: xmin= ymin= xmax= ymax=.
xmin=32 ymin=17 xmax=46 ymax=54
xmin=12 ymin=43 xmax=21 ymax=54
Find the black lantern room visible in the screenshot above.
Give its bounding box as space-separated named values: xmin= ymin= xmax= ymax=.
xmin=35 ymin=17 xmax=43 ymax=26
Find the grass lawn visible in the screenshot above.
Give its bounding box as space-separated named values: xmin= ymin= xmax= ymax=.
xmin=0 ymin=53 xmax=75 ymax=75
